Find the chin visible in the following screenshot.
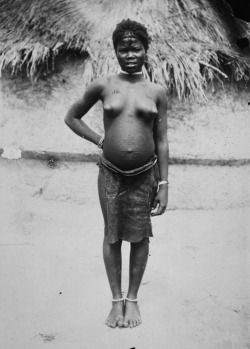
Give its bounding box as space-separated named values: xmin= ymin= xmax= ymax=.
xmin=123 ymin=67 xmax=141 ymax=74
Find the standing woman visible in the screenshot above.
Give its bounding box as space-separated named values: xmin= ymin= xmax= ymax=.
xmin=65 ymin=19 xmax=169 ymax=328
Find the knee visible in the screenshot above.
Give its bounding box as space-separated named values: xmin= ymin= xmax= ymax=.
xmin=103 ymin=238 xmax=122 ymax=249
xmin=131 ymin=238 xmax=149 ymax=248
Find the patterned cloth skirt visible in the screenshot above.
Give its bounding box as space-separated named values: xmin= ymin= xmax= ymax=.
xmin=98 ymin=155 xmax=159 ymax=244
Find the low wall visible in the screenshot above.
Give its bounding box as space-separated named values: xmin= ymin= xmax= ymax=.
xmin=0 ymin=59 xmax=249 ymax=160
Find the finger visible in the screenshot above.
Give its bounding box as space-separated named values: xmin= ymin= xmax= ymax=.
xmin=151 ymin=203 xmax=159 ymax=216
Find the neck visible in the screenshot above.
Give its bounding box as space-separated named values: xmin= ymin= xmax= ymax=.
xmin=119 ymin=70 xmax=144 ymax=82
xmin=119 ymin=72 xmax=144 ymax=82
xmin=120 ymin=70 xmax=143 ymax=75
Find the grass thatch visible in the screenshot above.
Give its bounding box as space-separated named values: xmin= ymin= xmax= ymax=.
xmin=0 ymin=0 xmax=250 ymax=100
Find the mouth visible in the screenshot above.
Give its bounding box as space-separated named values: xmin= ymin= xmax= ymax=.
xmin=125 ymin=62 xmax=137 ymax=67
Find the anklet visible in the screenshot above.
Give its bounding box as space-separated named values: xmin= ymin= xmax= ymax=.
xmin=112 ymin=298 xmax=124 ymax=302
xmin=125 ymin=297 xmax=138 ymax=302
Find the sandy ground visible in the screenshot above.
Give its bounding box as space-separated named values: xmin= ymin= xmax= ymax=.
xmin=0 ymin=158 xmax=250 ymax=349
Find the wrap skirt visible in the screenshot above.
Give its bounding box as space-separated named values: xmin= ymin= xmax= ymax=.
xmin=98 ymin=155 xmax=159 ymax=244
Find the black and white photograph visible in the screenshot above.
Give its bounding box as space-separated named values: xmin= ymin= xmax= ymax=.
xmin=0 ymin=0 xmax=249 ymax=348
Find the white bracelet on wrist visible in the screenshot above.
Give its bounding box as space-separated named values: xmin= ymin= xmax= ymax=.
xmin=97 ymin=135 xmax=104 ymax=149
xmin=159 ymin=180 xmax=169 ymax=186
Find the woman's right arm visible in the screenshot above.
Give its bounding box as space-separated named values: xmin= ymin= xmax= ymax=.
xmin=64 ymin=77 xmax=106 ymax=146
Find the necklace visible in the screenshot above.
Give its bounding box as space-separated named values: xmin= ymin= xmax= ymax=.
xmin=120 ymin=70 xmax=143 ymax=75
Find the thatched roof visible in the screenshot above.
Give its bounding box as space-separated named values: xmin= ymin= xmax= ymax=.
xmin=0 ymin=0 xmax=250 ymax=100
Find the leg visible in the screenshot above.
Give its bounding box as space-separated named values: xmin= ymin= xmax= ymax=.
xmin=98 ymin=168 xmax=124 ymax=327
xmin=124 ymin=238 xmax=149 ymax=328
xmin=103 ymin=238 xmax=124 ymax=327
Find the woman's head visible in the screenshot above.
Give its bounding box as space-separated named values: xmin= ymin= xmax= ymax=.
xmin=112 ymin=19 xmax=150 ymax=73
xmin=112 ymin=19 xmax=150 ymax=52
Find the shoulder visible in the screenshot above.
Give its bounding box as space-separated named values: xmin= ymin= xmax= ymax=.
xmin=144 ymin=80 xmax=166 ymax=93
xmin=151 ymin=82 xmax=167 ymax=97
xmin=87 ymin=75 xmax=120 ymax=91
xmin=146 ymin=81 xmax=167 ymax=106
xmin=83 ymin=76 xmax=111 ymax=102
xmin=86 ymin=76 xmax=107 ymax=93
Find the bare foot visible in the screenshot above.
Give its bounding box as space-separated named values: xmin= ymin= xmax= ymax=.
xmin=124 ymin=299 xmax=142 ymax=328
xmin=105 ymin=301 xmax=124 ymax=328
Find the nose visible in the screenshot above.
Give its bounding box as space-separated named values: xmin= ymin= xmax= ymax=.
xmin=127 ymin=51 xmax=134 ymax=58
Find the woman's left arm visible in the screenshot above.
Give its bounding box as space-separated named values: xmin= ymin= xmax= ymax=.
xmin=151 ymin=86 xmax=169 ymax=216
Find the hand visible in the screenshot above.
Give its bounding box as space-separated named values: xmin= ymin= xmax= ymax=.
xmin=151 ymin=186 xmax=168 ymax=216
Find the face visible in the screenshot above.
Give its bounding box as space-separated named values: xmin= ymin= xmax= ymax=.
xmin=116 ymin=37 xmax=146 ymax=73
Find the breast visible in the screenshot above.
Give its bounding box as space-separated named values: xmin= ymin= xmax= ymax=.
xmin=133 ymin=94 xmax=157 ymax=119
xmin=103 ymin=101 xmax=125 ymax=116
xmin=137 ymin=106 xmax=158 ymax=120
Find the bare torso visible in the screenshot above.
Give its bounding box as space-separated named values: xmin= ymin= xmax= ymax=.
xmin=102 ymin=75 xmax=158 ymax=170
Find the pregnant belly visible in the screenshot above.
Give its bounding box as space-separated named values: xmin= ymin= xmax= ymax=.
xmin=103 ymin=132 xmax=155 ymax=170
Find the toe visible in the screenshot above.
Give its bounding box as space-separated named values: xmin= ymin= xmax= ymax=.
xmin=106 ymin=319 xmax=114 ymax=328
xmin=110 ymin=321 xmax=116 ymax=328
xmin=117 ymin=319 xmax=123 ymax=327
xmin=124 ymin=319 xmax=129 ymax=328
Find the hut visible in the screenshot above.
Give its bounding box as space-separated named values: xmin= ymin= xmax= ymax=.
xmin=0 ymin=0 xmax=249 ymax=162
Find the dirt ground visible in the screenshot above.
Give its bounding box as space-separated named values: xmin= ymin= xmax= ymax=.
xmin=0 ymin=158 xmax=249 ymax=349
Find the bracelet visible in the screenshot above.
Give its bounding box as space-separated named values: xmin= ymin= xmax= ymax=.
xmin=97 ymin=135 xmax=104 ymax=149
xmin=159 ymin=180 xmax=169 ymax=186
